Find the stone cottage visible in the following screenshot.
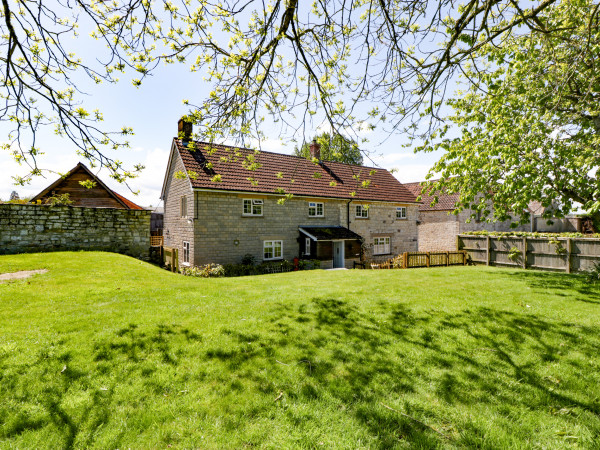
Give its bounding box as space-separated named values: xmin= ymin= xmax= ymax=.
xmin=160 ymin=120 xmax=419 ymax=268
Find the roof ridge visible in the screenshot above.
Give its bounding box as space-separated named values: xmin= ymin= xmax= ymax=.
xmin=174 ymin=138 xmax=384 ymax=172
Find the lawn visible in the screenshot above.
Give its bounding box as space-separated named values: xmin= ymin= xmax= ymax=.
xmin=1 ymin=252 xmax=599 ymax=448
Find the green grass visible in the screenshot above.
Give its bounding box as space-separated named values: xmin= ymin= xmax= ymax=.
xmin=1 ymin=252 xmax=600 ymax=448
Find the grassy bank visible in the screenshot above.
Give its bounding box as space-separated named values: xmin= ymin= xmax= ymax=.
xmin=1 ymin=252 xmax=599 ymax=448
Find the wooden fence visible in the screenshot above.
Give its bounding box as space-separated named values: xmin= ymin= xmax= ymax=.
xmin=163 ymin=246 xmax=179 ymax=272
xmin=370 ymin=251 xmax=467 ymax=269
xmin=458 ymin=235 xmax=600 ymax=273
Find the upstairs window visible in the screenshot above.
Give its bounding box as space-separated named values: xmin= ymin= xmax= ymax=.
xmin=396 ymin=207 xmax=407 ymax=219
xmin=263 ymin=240 xmax=282 ymax=260
xmin=180 ymin=196 xmax=187 ymax=218
xmin=355 ymin=205 xmax=369 ymax=218
xmin=243 ymin=199 xmax=263 ymax=216
xmin=308 ymin=202 xmax=324 ymax=217
xmin=373 ymin=237 xmax=390 ymax=255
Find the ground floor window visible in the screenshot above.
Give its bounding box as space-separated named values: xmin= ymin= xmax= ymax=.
xmin=183 ymin=241 xmax=190 ymax=263
xmin=373 ymin=237 xmax=390 ymax=255
xmin=263 ymin=240 xmax=282 ymax=260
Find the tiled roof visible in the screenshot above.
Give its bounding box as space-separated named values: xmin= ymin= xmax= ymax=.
xmin=404 ymin=181 xmax=460 ymax=211
xmin=112 ymin=191 xmax=144 ymax=210
xmin=299 ymin=226 xmax=362 ymax=241
xmin=406 ymin=181 xmax=551 ymax=215
xmin=174 ymin=139 xmax=417 ymax=203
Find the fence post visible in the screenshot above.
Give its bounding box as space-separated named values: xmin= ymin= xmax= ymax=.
xmin=463 ymin=250 xmax=467 ymax=265
xmin=566 ymin=238 xmax=572 ymax=274
xmin=486 ymin=236 xmax=491 ymax=266
xmin=426 ymin=252 xmax=430 ymax=268
xmin=446 ymin=251 xmax=449 ymax=266
xmin=522 ymin=237 xmax=527 ymax=270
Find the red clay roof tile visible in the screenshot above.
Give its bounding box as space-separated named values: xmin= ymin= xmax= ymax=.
xmin=175 ymin=139 xmax=417 ymax=203
xmin=404 ymin=181 xmax=460 ymax=211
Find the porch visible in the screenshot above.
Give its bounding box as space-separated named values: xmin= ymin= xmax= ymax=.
xmin=298 ymin=226 xmax=363 ymax=269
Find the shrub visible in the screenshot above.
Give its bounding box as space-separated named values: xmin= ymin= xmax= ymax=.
xmin=224 ymin=259 xmax=321 ymax=277
xmin=586 ymin=262 xmax=600 ymax=284
xmin=240 ymin=254 xmax=256 ymax=266
xmin=181 ymin=264 xmax=225 ymax=278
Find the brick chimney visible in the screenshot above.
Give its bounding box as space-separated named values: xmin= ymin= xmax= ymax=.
xmin=309 ymin=139 xmax=321 ymax=160
xmin=178 ymin=117 xmax=193 ymax=141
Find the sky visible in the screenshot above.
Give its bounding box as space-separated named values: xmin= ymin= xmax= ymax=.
xmin=0 ymin=5 xmax=445 ymax=208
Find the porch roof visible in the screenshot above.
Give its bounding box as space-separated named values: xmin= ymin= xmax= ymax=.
xmin=299 ymin=226 xmax=362 ymax=241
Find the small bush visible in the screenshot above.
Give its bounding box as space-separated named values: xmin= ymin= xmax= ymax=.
xmin=223 ymin=259 xmax=321 ymax=277
xmin=586 ymin=262 xmax=600 ymax=284
xmin=181 ymin=264 xmax=225 ymax=278
xmin=240 ymin=254 xmax=256 ymax=265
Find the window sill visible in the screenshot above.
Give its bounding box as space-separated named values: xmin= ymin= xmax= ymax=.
xmin=308 ymin=216 xmax=324 ymax=219
xmin=373 ymin=253 xmax=392 ymax=256
xmin=241 ymin=214 xmax=264 ymax=218
xmin=355 ymin=217 xmax=369 ymax=220
xmin=263 ymin=258 xmax=283 ymax=261
xmin=181 ymin=262 xmax=191 ymax=267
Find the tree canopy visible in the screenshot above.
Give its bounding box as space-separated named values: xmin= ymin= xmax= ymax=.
xmin=418 ymin=0 xmax=600 ymax=221
xmin=2 ymin=0 xmax=598 ymax=217
xmin=293 ymin=133 xmax=363 ymax=165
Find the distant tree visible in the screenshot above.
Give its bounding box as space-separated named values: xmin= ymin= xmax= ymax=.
xmin=293 ymin=133 xmax=363 ymax=165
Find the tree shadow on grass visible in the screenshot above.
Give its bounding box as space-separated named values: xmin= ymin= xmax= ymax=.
xmin=0 ymin=323 xmax=200 ymax=448
xmin=506 ymin=269 xmax=600 ymax=303
xmin=2 ymin=300 xmax=600 ymax=448
xmin=215 ymin=298 xmax=600 ymax=447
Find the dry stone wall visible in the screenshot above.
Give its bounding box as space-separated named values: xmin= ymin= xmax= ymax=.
xmin=0 ymin=204 xmax=150 ymax=258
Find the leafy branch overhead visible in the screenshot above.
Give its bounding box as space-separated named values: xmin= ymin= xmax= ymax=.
xmin=1 ymin=0 xmax=575 ymax=185
xmin=418 ymin=0 xmax=600 ymax=221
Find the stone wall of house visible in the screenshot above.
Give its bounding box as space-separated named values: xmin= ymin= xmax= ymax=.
xmin=348 ymin=202 xmax=419 ymax=261
xmin=183 ymin=191 xmax=419 ymax=266
xmin=417 ymin=210 xmax=459 ymax=251
xmin=0 ymin=204 xmax=150 ymax=257
xmin=191 ymin=191 xmax=344 ymax=265
xmin=162 ymin=144 xmax=195 ymax=266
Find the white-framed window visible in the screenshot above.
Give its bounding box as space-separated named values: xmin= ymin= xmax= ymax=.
xmin=183 ymin=241 xmax=190 ymax=264
xmin=396 ymin=206 xmax=407 ymax=219
xmin=308 ymin=202 xmax=324 ymax=217
xmin=305 ymin=237 xmax=311 ymax=256
xmin=373 ymin=237 xmax=391 ymax=255
xmin=180 ymin=196 xmax=187 ymax=218
xmin=243 ymin=199 xmax=263 ymax=216
xmin=263 ymin=240 xmax=283 ymax=260
xmin=355 ymin=204 xmax=369 ymax=218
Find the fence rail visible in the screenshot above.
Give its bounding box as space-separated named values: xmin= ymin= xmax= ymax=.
xmin=163 ymin=246 xmax=179 ymax=272
xmin=458 ymin=235 xmax=600 ymax=273
xmin=369 ymin=251 xmax=467 ymax=269
xmin=150 ymin=235 xmax=164 ymax=247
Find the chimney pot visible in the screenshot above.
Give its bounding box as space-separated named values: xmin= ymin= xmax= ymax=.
xmin=309 ymin=139 xmax=321 ymax=160
xmin=178 ymin=118 xmax=193 ymax=141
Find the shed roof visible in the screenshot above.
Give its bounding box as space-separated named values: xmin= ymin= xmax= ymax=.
xmin=299 ymin=226 xmax=363 ymax=241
